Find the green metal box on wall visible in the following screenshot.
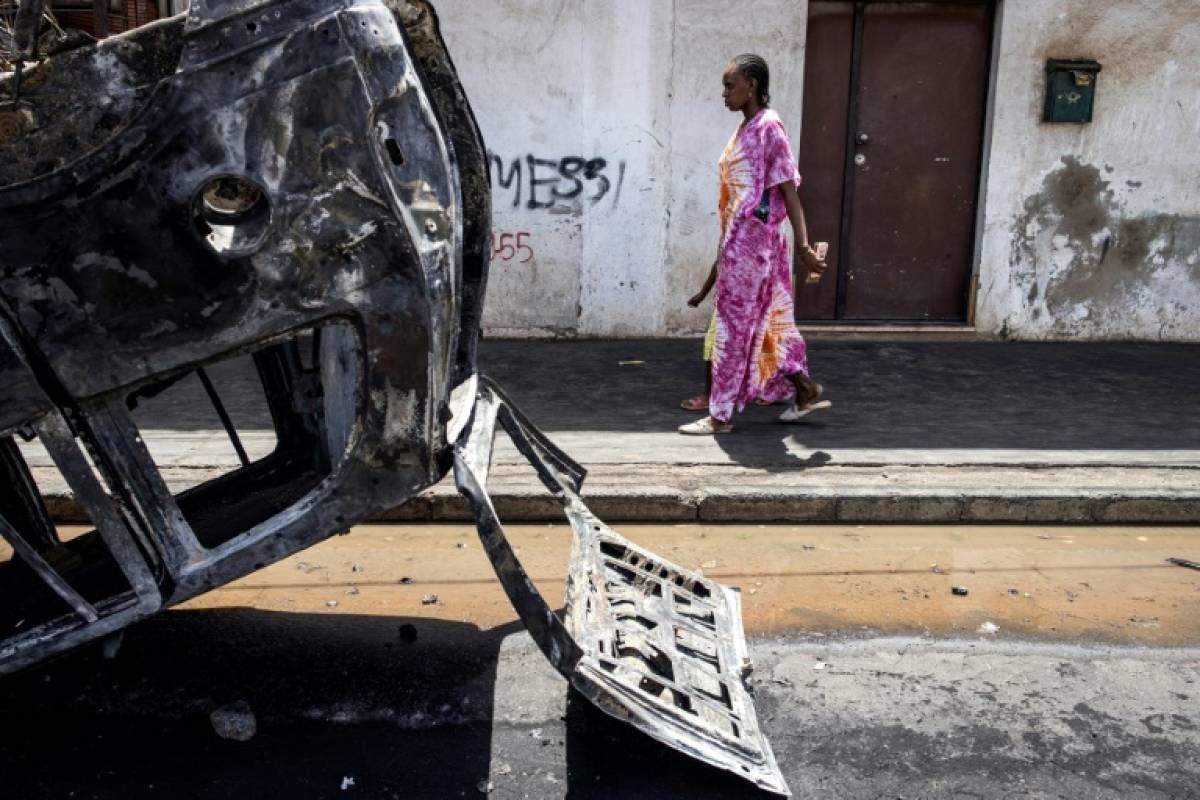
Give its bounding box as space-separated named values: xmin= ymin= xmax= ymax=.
xmin=1044 ymin=59 xmax=1102 ymax=123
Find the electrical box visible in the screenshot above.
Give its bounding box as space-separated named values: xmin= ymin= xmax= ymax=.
xmin=1044 ymin=59 xmax=1102 ymax=123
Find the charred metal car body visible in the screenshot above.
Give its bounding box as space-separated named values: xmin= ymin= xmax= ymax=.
xmin=0 ymin=0 xmax=787 ymax=793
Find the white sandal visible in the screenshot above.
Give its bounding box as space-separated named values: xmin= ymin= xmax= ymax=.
xmin=678 ymin=416 xmax=733 ymax=435
xmin=779 ymin=399 xmax=832 ymax=423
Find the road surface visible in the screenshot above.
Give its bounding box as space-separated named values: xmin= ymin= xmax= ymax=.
xmin=1 ymin=523 xmax=1198 ymax=798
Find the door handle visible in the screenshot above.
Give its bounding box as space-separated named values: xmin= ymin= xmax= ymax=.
xmin=856 ymin=132 xmax=870 ymax=145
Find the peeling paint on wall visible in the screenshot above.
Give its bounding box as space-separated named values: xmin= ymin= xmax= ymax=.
xmin=978 ymin=0 xmax=1200 ymax=341
xmin=1008 ymin=157 xmax=1200 ymax=339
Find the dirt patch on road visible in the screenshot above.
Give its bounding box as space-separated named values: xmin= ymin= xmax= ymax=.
xmin=166 ymin=523 xmax=1200 ymax=647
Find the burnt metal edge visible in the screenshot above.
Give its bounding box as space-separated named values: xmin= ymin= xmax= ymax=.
xmin=454 ymin=377 xmax=790 ymax=797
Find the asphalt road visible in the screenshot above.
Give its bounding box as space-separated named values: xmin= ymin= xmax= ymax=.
xmin=2 ymin=523 xmax=1198 ymax=799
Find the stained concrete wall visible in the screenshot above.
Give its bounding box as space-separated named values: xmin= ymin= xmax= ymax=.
xmin=436 ymin=0 xmax=808 ymax=337
xmin=977 ymin=0 xmax=1200 ymax=340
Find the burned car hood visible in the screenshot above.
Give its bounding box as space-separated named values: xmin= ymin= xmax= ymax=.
xmin=0 ymin=1 xmax=788 ymax=793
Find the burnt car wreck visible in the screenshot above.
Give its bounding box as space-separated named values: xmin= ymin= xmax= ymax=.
xmin=0 ymin=0 xmax=787 ymax=794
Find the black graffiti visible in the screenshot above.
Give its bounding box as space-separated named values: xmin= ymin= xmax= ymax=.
xmin=487 ymin=152 xmax=626 ymax=211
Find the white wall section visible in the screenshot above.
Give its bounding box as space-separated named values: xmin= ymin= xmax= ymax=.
xmin=977 ymin=0 xmax=1200 ymax=340
xmin=438 ymin=0 xmax=1199 ymax=341
xmin=438 ymin=0 xmax=808 ymax=338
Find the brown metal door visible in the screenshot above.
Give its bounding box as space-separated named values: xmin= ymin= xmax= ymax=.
xmin=794 ymin=2 xmax=854 ymax=320
xmin=797 ymin=1 xmax=992 ymax=322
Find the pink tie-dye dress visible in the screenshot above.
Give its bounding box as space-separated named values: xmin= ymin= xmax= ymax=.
xmin=708 ymin=108 xmax=810 ymax=422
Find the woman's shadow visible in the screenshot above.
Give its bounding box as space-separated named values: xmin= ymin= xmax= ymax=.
xmin=712 ymin=400 xmax=835 ymax=473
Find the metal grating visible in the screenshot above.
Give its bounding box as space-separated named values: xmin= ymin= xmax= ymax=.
xmin=563 ymin=507 xmax=787 ymax=796
xmin=455 ymin=378 xmax=789 ymax=796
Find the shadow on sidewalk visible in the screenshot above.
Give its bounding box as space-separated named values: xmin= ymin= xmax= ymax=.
xmin=483 ymin=339 xmax=1200 ymax=453
xmin=713 ymin=411 xmax=836 ymax=472
xmin=125 ymin=339 xmax=1200 ymax=457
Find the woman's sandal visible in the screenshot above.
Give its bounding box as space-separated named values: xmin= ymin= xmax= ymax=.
xmin=779 ymin=399 xmax=832 ymax=422
xmin=780 ymin=383 xmax=831 ymax=422
xmin=678 ymin=416 xmax=733 ymax=435
xmin=679 ymin=395 xmax=708 ymax=411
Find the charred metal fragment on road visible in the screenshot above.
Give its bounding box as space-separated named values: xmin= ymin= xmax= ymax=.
xmin=456 ymin=379 xmax=788 ymax=794
xmin=0 ymin=0 xmax=786 ymax=793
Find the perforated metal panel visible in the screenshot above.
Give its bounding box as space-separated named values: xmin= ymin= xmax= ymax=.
xmin=455 ymin=380 xmax=789 ymax=796
xmin=562 ymin=509 xmax=786 ymax=795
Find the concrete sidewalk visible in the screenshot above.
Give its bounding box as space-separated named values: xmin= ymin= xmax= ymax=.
xmin=23 ymin=339 xmax=1200 ymax=523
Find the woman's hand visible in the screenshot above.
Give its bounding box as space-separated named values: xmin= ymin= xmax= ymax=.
xmin=689 ymin=257 xmax=719 ymax=307
xmin=796 ymin=243 xmax=827 ymax=278
xmin=778 ymin=184 xmax=826 ymax=280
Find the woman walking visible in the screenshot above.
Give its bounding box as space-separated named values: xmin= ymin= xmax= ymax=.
xmin=679 ymin=54 xmax=830 ymax=436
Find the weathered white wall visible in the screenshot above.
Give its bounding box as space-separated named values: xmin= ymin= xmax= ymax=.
xmin=977 ymin=0 xmax=1200 ymax=340
xmin=662 ymin=1 xmax=809 ymax=336
xmin=438 ymin=0 xmax=1198 ymax=341
xmin=437 ymin=0 xmax=807 ymax=337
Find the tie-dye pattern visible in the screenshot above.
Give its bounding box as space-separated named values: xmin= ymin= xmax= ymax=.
xmin=709 ymin=109 xmax=810 ymax=422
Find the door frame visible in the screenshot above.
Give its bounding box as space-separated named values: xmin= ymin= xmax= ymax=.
xmin=967 ymin=0 xmax=1005 ymax=328
xmin=799 ymin=0 xmax=1001 ymax=326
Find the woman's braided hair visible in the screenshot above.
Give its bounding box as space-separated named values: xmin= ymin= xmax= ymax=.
xmin=733 ymin=53 xmax=771 ymax=107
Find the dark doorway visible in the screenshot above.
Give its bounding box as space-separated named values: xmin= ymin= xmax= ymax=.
xmin=796 ymin=0 xmax=994 ymax=322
